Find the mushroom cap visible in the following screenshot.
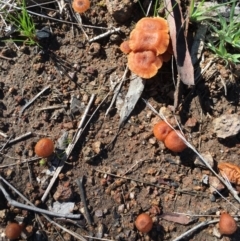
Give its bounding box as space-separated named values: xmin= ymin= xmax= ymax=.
xmin=153 ymin=121 xmax=172 ymax=141
xmin=35 ymin=138 xmax=54 ymax=158
xmin=135 ymin=17 xmax=169 ymax=33
xmin=164 ymin=130 xmax=187 ymax=152
xmin=120 ymin=40 xmax=132 ymax=54
xmin=127 ymin=51 xmax=163 ymax=79
xmin=135 ymin=213 xmax=153 ymax=233
xmin=72 ymin=0 xmax=90 ymax=13
xmin=5 ymin=223 xmax=22 ymax=240
xmin=129 ymin=28 xmax=169 ymax=55
xmin=219 ymin=213 xmax=237 ymax=235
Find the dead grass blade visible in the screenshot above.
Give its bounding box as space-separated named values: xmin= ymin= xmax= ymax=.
xmin=164 ymin=0 xmax=194 ymax=85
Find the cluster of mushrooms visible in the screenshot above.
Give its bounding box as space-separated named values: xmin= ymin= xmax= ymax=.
xmin=120 ymin=17 xmax=173 ymax=79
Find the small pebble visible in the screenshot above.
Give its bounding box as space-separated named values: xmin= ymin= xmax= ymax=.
xmin=210 ymin=194 xmax=216 ymax=202
xmin=95 ymin=209 xmax=103 ymax=218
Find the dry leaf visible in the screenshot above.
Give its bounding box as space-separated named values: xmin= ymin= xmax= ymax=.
xmin=218 ymin=162 xmax=240 ymax=185
xmin=118 ymin=74 xmax=145 ymax=128
xmin=164 ymin=0 xmax=194 ymax=85
xmin=160 ymin=212 xmax=194 ymax=225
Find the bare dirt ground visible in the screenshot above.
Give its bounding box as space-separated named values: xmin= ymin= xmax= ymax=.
xmin=0 ymin=0 xmax=240 ymax=240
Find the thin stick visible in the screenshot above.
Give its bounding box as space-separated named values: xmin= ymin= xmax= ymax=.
xmin=172 ymin=219 xmax=219 ymax=241
xmin=88 ymin=27 xmax=121 ymax=43
xmin=36 ymin=105 xmax=68 ymax=111
xmin=0 ymin=178 xmax=80 ymax=219
xmin=8 ymin=132 xmax=32 ymax=144
xmin=41 ymin=94 xmax=95 ymax=202
xmin=105 ymin=66 xmax=128 ymax=116
xmin=19 ymin=85 xmax=51 ymax=116
xmin=0 ymin=134 xmax=13 ymax=151
xmin=0 ymin=131 xmax=8 ymax=138
xmin=76 ymin=176 xmax=92 ymax=225
xmin=0 ymin=156 xmax=40 ymax=168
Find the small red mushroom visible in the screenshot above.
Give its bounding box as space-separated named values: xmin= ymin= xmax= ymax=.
xmin=219 ymin=212 xmax=237 ymax=235
xmin=120 ymin=40 xmax=132 ymax=54
xmin=153 ymin=121 xmax=172 ymax=141
xmin=5 ymin=223 xmax=23 ymax=240
xmin=35 ymin=138 xmax=54 ymax=158
xmin=127 ymin=50 xmax=163 ymax=79
xmin=135 ymin=213 xmax=153 ymax=233
xmin=164 ymin=130 xmax=187 ymax=152
xmin=72 ymin=0 xmax=90 ymax=13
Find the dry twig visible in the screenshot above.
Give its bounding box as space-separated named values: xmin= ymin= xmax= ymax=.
xmin=19 ymin=85 xmax=51 ymax=116
xmin=41 ymin=94 xmax=95 ymax=202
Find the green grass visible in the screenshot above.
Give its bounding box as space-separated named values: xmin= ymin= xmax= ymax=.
xmin=207 ymin=0 xmax=240 ymax=65
xmin=5 ymin=0 xmax=38 ymax=46
xmin=189 ymin=0 xmax=236 ymax=23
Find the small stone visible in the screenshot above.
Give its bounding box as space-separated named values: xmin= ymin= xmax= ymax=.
xmin=95 ymin=209 xmax=103 ymax=218
xmin=88 ymin=42 xmax=101 ymax=56
xmin=213 ymin=114 xmax=240 ymax=138
xmin=66 ymin=171 xmax=73 ymax=177
xmin=194 ymin=151 xmax=214 ymax=169
xmin=0 ymin=209 xmax=7 ymax=219
xmin=212 ymin=226 xmax=222 ymax=238
xmin=118 ymin=204 xmax=125 ymax=213
xmin=5 ymin=169 xmax=14 ymax=179
xmin=53 ymin=184 xmax=73 ymax=202
xmin=149 ymin=138 xmax=156 ymax=145
xmin=185 ymin=117 xmax=198 ymax=128
xmin=62 ymin=232 xmax=72 ymax=241
xmin=58 ymin=173 xmax=65 ymax=180
xmin=62 ymin=121 xmax=76 ymax=130
xmin=209 ymin=194 xmax=216 ymax=202
xmin=209 ymin=176 xmax=225 ymax=194
xmin=92 ymin=141 xmax=102 ymax=154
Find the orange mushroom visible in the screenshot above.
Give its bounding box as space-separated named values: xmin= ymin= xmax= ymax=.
xmin=219 ymin=213 xmax=237 ymax=235
xmin=35 ymin=138 xmax=54 ymax=158
xmin=5 ymin=223 xmax=23 ymax=240
xmin=129 ymin=28 xmax=169 ymax=55
xmin=72 ymin=0 xmax=90 ymax=13
xmin=135 ymin=17 xmax=169 ymax=33
xmin=128 ymin=51 xmax=163 ymax=79
xmin=120 ymin=40 xmax=132 ymax=54
xmin=153 ymin=121 xmax=172 ymax=141
xmin=164 ymin=130 xmax=187 ymax=152
xmin=135 ymin=213 xmax=153 ymax=233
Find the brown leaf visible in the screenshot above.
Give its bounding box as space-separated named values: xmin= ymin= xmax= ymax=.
xmin=164 ymin=0 xmax=194 ymax=85
xmin=218 ymin=162 xmax=240 ymax=185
